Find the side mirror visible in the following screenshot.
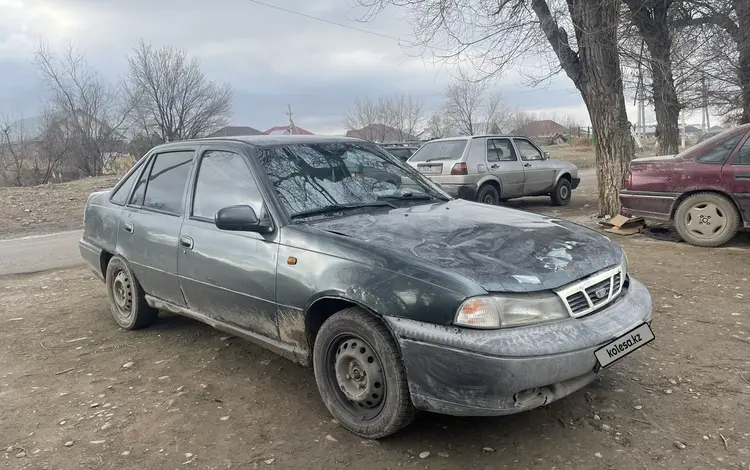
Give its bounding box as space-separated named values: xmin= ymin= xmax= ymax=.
xmin=542 ymin=152 xmax=550 ymax=160
xmin=215 ymin=205 xmax=272 ymax=233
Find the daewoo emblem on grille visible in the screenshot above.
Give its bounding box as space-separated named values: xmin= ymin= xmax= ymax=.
xmin=594 ymin=288 xmax=608 ymax=300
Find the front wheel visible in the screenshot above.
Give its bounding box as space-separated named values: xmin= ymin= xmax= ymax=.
xmin=674 ymin=193 xmax=740 ymax=247
xmin=550 ymin=178 xmax=572 ymax=206
xmin=313 ymin=308 xmax=414 ymax=439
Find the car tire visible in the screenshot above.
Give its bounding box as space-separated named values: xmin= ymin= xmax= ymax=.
xmin=476 ymin=184 xmax=500 ymax=205
xmin=313 ymin=307 xmax=414 ymax=439
xmin=105 ymin=256 xmax=158 ymax=329
xmin=674 ymin=192 xmax=740 ymax=247
xmin=550 ymin=178 xmax=572 ymax=206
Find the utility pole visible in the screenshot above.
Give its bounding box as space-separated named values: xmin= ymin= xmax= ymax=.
xmin=701 ymin=74 xmax=710 ymax=132
xmin=286 ymin=104 xmax=297 ymax=135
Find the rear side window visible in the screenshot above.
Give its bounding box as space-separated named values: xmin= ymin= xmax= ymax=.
xmin=141 ymin=151 xmax=194 ymax=215
xmin=697 ymin=135 xmax=743 ymax=164
xmin=734 ymin=136 xmax=750 ymax=165
xmin=129 ymin=158 xmax=153 ymax=206
xmin=487 ymin=138 xmax=517 ymax=162
xmin=192 ymin=150 xmax=263 ymax=220
xmin=408 ymin=140 xmax=467 ymax=162
xmin=111 ymin=167 xmax=139 ymax=205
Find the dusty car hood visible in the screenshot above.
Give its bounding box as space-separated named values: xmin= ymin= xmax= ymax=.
xmin=310 ymin=200 xmax=622 ymax=292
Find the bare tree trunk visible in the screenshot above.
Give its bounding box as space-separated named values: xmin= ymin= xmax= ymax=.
xmin=533 ymin=0 xmax=633 ymax=215
xmin=738 ymin=0 xmax=750 ymax=123
xmin=624 ymin=0 xmax=680 ymax=154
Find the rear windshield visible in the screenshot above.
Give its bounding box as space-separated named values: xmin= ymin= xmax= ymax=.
xmin=408 ymin=140 xmax=467 ymax=162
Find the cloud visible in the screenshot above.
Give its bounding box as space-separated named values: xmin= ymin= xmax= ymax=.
xmin=0 ymin=0 xmax=594 ymax=134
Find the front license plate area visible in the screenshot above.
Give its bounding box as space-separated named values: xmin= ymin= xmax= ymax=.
xmin=594 ymin=323 xmax=655 ymax=369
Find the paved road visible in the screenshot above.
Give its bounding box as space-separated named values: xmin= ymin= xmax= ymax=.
xmin=0 ymin=230 xmax=83 ymax=276
xmin=0 ymin=168 xmax=599 ymax=276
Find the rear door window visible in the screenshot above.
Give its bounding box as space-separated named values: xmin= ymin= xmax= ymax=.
xmin=141 ymin=151 xmax=195 ymax=215
xmin=129 ymin=158 xmax=153 ymax=206
xmin=734 ymin=136 xmax=750 ymax=165
xmin=697 ymin=135 xmax=743 ymax=164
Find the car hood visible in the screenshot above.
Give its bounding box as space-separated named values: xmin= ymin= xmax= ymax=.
xmin=310 ymin=200 xmax=622 ymax=292
xmin=549 ymin=159 xmax=578 ymax=172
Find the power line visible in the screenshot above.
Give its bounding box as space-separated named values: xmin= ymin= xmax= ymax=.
xmin=246 ymin=0 xmax=405 ymax=43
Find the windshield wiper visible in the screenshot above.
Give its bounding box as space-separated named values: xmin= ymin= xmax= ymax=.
xmin=290 ymin=201 xmax=396 ymax=220
xmin=378 ymin=192 xmax=451 ymax=202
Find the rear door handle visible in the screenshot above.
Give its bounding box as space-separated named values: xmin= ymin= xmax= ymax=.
xmin=123 ymin=222 xmax=134 ymax=234
xmin=179 ymin=236 xmax=194 ymax=250
xmin=524 ymin=163 xmax=532 ymax=167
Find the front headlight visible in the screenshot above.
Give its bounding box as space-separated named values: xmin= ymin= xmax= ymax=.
xmin=620 ymin=252 xmax=628 ymax=279
xmin=455 ymin=292 xmax=569 ymax=329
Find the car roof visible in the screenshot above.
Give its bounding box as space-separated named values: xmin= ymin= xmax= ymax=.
xmin=151 ymin=135 xmax=367 ymax=152
xmin=424 ymin=135 xmax=532 ymax=143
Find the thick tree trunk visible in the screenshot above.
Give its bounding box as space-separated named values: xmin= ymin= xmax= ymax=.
xmin=570 ymin=0 xmax=634 ymax=216
xmin=531 ymin=0 xmax=633 ymax=215
xmin=737 ymin=0 xmax=750 ymax=123
xmin=625 ymin=0 xmax=680 ymax=155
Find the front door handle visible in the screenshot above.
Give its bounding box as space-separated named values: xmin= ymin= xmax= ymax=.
xmin=179 ymin=236 xmax=194 ymax=250
xmin=736 ymin=173 xmax=750 ymax=180
xmin=123 ymin=222 xmax=134 ymax=234
xmin=524 ymin=163 xmax=532 ymax=168
xmin=490 ymin=164 xmax=499 ymax=169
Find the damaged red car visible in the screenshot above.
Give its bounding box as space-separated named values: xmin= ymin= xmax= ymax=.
xmin=620 ymin=123 xmax=750 ymax=247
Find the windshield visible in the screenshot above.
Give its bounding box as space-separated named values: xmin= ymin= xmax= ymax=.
xmin=408 ymin=139 xmax=467 ymax=162
xmin=257 ymin=142 xmax=448 ymax=217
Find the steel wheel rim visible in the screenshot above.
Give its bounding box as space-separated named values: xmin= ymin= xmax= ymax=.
xmin=560 ymin=185 xmax=569 ymax=200
xmin=483 ymin=193 xmax=496 ymax=204
xmin=326 ymin=334 xmax=386 ymax=421
xmin=684 ymin=202 xmax=727 ymax=240
xmin=111 ymin=269 xmax=134 ymax=321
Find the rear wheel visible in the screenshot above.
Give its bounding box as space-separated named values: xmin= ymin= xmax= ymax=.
xmin=476 ymin=184 xmax=500 ymax=205
xmin=674 ymin=193 xmax=739 ymax=247
xmin=550 ymin=178 xmax=572 ymax=206
xmin=105 ymin=256 xmax=157 ymax=329
xmin=313 ymin=307 xmax=414 ymax=439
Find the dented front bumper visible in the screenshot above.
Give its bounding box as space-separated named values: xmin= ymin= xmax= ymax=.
xmin=384 ymin=278 xmax=652 ymax=416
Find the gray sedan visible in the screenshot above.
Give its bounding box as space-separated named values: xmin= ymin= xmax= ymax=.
xmin=80 ymin=135 xmax=651 ymax=439
xmin=407 ymin=135 xmax=580 ymax=206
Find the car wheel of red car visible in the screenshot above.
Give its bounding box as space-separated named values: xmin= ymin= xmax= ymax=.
xmin=313 ymin=307 xmax=414 ymax=439
xmin=674 ymin=193 xmax=740 ymax=247
xmin=105 ymin=256 xmax=158 ymax=329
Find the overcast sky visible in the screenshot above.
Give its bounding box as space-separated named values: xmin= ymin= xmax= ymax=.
xmin=0 ymin=0 xmax=664 ymax=135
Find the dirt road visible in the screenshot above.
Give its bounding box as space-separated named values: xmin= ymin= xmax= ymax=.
xmin=0 ymin=231 xmax=83 ymax=276
xmin=2 ymin=168 xmax=749 ymax=469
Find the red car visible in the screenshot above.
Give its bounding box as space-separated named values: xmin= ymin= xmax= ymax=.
xmin=620 ymin=123 xmax=750 ymax=247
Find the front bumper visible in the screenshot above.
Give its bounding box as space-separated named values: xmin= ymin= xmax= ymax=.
xmin=384 ymin=278 xmax=652 ymax=416
xmin=571 ymin=177 xmax=581 ymax=189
